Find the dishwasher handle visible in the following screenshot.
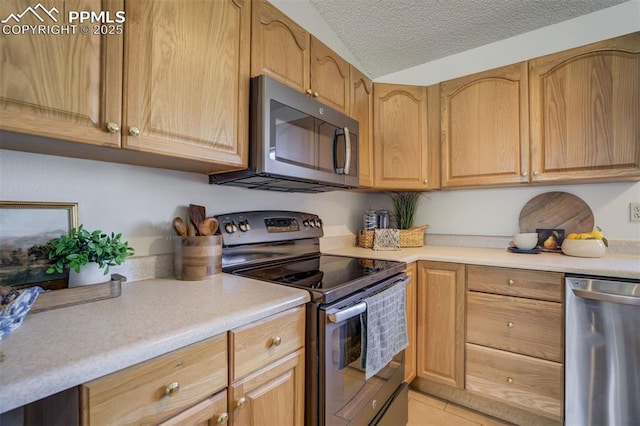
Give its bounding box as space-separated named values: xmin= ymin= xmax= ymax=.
xmin=573 ymin=288 xmax=640 ymax=307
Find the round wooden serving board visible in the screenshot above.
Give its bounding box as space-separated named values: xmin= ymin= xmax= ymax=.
xmin=519 ymin=192 xmax=594 ymax=234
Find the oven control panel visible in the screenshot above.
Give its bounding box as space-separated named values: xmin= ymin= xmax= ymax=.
xmin=215 ymin=211 xmax=323 ymax=246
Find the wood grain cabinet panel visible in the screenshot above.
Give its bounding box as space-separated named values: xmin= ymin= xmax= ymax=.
xmin=529 ymin=32 xmax=640 ymax=183
xmin=0 ymin=0 xmax=123 ymax=147
xmin=441 ymin=62 xmax=529 ymax=188
xmin=350 ymin=66 xmax=374 ymax=187
xmin=404 ymin=262 xmax=417 ymax=383
xmin=466 ymin=343 xmax=563 ymax=420
xmin=81 ymin=334 xmax=227 ymax=426
xmin=467 ymin=292 xmax=563 ymax=362
xmin=124 ymin=0 xmax=249 ymax=168
xmin=159 ymin=390 xmax=228 ymax=426
xmin=373 ymin=84 xmax=440 ymax=190
xmin=310 ymin=37 xmax=350 ymax=114
xmin=416 ymin=261 xmax=465 ymax=388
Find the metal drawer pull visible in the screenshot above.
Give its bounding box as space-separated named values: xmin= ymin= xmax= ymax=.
xmin=508 ymin=279 xmax=514 ymax=285
xmin=164 ymin=382 xmax=180 ymax=396
xmin=271 ymin=336 xmax=282 ymax=347
xmin=507 ymin=377 xmax=514 ymax=384
xmin=217 ymin=413 xmax=229 ymax=424
xmin=507 ymin=321 xmax=514 ymax=328
xmin=237 ymin=397 xmax=247 ymax=408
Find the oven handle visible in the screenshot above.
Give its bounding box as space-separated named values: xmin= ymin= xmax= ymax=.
xmin=327 ymin=302 xmax=366 ymax=323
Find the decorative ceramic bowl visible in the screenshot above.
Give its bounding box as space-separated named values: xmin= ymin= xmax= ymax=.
xmin=561 ymin=239 xmax=606 ymax=258
xmin=513 ymin=233 xmax=539 ymax=250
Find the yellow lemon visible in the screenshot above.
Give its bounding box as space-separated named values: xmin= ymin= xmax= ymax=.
xmin=566 ymin=233 xmax=578 ymax=239
xmin=591 ymin=230 xmax=603 ymax=240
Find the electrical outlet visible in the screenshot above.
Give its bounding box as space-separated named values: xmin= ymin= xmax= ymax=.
xmin=631 ymin=202 xmax=640 ymax=222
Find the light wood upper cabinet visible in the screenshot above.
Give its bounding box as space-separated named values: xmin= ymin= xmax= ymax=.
xmin=373 ymin=83 xmax=440 ymax=190
xmin=251 ymin=0 xmax=310 ymax=93
xmin=404 ymin=262 xmax=417 ymax=384
xmin=441 ymin=62 xmax=530 ymax=188
xmin=350 ymin=66 xmax=374 ymax=187
xmin=529 ymin=32 xmax=640 ymax=183
xmin=251 ymin=0 xmax=350 ymax=113
xmin=416 ymin=261 xmax=465 ymax=389
xmin=0 ymin=0 xmax=123 ymax=147
xmin=124 ymin=0 xmax=249 ymax=168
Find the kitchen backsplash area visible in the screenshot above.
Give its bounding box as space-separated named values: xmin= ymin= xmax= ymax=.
xmin=1 ymin=149 xmax=638 ymax=283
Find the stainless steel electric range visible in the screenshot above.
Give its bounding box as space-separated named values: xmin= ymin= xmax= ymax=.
xmin=215 ymin=211 xmax=409 ymax=426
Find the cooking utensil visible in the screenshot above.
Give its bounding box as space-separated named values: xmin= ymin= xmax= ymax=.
xmin=188 ymin=204 xmax=206 ymax=233
xmin=172 ymin=217 xmax=187 ymax=236
xmin=187 ymin=221 xmax=197 ymax=237
xmin=519 ymin=191 xmax=594 ymax=235
xmin=198 ymin=217 xmax=219 ymax=236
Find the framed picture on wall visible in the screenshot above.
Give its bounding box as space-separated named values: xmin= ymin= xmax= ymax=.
xmin=0 ymin=201 xmax=78 ymax=290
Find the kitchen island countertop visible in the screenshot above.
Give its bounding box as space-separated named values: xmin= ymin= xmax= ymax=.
xmin=323 ymin=244 xmax=640 ymax=280
xmin=0 ymin=275 xmax=309 ymax=413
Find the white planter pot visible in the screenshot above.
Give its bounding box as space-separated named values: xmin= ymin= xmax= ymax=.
xmin=68 ymin=263 xmax=109 ymax=287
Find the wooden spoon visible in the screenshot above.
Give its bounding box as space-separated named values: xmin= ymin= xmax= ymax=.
xmin=198 ymin=217 xmax=219 ymax=236
xmin=172 ymin=217 xmax=187 ymax=236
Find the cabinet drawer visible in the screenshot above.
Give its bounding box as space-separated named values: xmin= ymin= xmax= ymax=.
xmin=467 ymin=292 xmax=563 ymax=362
xmin=230 ymin=306 xmax=305 ymax=381
xmin=467 ymin=265 xmax=563 ymax=302
xmin=82 ymin=334 xmax=227 ymax=425
xmin=159 ymin=389 xmax=228 ymax=426
xmin=466 ymin=343 xmax=563 ymax=419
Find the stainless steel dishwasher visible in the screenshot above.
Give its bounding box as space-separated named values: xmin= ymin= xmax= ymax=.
xmin=565 ymin=275 xmax=640 ymax=426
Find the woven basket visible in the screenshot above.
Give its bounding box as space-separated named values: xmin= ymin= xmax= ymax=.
xmin=358 ymin=225 xmax=429 ymax=248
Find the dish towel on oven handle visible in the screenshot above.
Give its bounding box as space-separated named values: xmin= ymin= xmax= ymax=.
xmin=360 ymin=278 xmax=408 ymax=380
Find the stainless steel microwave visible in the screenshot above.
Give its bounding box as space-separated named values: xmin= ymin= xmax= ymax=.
xmin=209 ymin=75 xmax=359 ymax=192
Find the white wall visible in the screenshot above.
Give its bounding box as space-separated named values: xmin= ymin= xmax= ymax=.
xmin=0 ymin=150 xmax=372 ymax=256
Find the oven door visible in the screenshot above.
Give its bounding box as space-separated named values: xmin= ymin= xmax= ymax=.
xmin=319 ymin=278 xmax=406 ymax=426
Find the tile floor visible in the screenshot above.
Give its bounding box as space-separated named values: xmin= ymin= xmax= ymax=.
xmin=408 ymin=390 xmax=513 ymax=426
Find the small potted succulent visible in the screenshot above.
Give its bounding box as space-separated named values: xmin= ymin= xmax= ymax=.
xmin=45 ymin=225 xmax=134 ymax=286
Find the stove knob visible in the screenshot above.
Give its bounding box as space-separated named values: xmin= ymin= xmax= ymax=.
xmin=309 ymin=219 xmax=317 ymax=228
xmin=312 ymin=218 xmax=321 ymax=228
xmin=238 ymin=220 xmax=250 ymax=232
xmin=303 ymin=219 xmax=310 ymax=228
xmin=225 ymin=221 xmax=237 ymax=234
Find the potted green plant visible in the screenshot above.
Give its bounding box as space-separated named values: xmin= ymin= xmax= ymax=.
xmin=388 ymin=192 xmax=422 ymax=229
xmin=45 ymin=225 xmax=134 ymax=286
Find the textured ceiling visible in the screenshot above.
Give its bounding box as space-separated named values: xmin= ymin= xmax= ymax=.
xmin=308 ymin=0 xmax=627 ymax=78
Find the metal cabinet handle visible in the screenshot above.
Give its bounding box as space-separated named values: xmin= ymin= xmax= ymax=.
xmin=164 ymin=382 xmax=180 ymax=396
xmin=129 ymin=126 xmax=141 ymax=136
xmin=237 ymin=397 xmax=247 ymax=408
xmin=106 ymin=122 xmax=120 ymax=133
xmin=305 ymin=89 xmax=313 ymax=96
xmin=521 ymin=171 xmax=527 ymax=177
xmin=507 ymin=377 xmax=514 ymax=384
xmin=508 ymin=279 xmax=514 ymax=285
xmin=423 ymin=179 xmax=428 ymax=185
xmin=217 ymin=412 xmax=229 ymax=424
xmin=507 ymin=321 xmax=514 ymax=328
xmin=313 ymin=92 xmax=319 ymax=98
xmin=271 ymin=336 xmax=282 ymax=347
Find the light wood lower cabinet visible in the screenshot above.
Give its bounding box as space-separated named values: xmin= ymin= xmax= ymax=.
xmin=229 ymin=350 xmax=305 ymax=426
xmin=229 ymin=306 xmax=306 ymax=425
xmin=81 ymin=334 xmax=228 ymax=425
xmin=404 ymin=262 xmax=417 ymax=383
xmin=158 ymin=390 xmax=228 ymax=426
xmin=416 ymin=261 xmax=465 ymax=389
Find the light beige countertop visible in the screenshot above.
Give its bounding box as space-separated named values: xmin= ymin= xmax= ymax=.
xmin=0 ymin=275 xmax=309 ymax=413
xmin=323 ymin=245 xmax=640 ymax=280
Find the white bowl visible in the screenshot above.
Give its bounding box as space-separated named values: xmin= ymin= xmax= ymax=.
xmin=513 ymin=233 xmax=538 ymax=250
xmin=561 ymin=239 xmax=606 ymax=258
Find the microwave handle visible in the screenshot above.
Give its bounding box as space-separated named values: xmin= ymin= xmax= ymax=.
xmin=332 ymin=127 xmax=351 ymax=175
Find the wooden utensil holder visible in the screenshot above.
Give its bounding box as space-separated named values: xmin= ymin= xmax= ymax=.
xmin=174 ymin=236 xmax=222 ymax=280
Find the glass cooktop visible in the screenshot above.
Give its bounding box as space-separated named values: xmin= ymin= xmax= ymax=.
xmin=234 ymin=255 xmax=405 ymax=303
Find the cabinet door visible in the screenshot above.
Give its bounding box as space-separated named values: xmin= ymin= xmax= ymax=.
xmin=416 ymin=261 xmax=465 ymax=389
xmin=404 ymin=262 xmax=417 ymax=383
xmin=0 ymin=0 xmax=123 ymax=147
xmin=530 ymin=32 xmax=640 ymax=183
xmin=251 ymin=0 xmax=310 ymax=93
xmin=124 ymin=0 xmax=249 ymax=169
xmin=373 ymin=83 xmax=439 ymax=189
xmin=310 ymin=37 xmax=350 ymax=114
xmin=441 ymin=63 xmax=529 ymax=188
xmin=350 ymin=66 xmax=374 ymax=187
xmin=230 ymin=350 xmax=305 ymax=426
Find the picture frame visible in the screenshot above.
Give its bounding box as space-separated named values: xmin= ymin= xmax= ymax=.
xmin=0 ymin=201 xmax=78 ymax=290
xmin=536 ymin=228 xmax=565 ymax=252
